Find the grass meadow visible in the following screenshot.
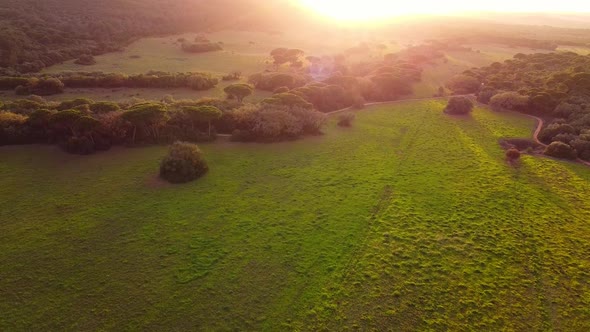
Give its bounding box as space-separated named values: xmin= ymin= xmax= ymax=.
xmin=2 ymin=101 xmax=590 ymax=330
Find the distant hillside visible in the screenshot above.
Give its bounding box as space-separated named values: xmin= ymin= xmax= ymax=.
xmin=0 ymin=0 xmax=296 ymax=74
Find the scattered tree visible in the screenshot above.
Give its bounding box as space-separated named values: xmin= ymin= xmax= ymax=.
xmin=224 ymin=84 xmax=253 ymax=102
xmin=121 ymin=103 xmax=169 ymax=144
xmin=183 ymin=105 xmax=222 ymax=138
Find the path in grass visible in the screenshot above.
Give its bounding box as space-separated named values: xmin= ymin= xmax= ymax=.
xmin=2 ymin=101 xmax=590 ymax=330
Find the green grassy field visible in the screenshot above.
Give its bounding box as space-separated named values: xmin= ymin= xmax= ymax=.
xmin=2 ymin=101 xmax=590 ymax=331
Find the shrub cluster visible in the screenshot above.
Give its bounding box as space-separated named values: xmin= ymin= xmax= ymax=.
xmin=0 ymin=71 xmax=219 ymax=95
xmin=337 ymin=112 xmax=355 ymax=127
xmin=181 ymin=42 xmax=223 ymax=53
xmin=544 ymin=141 xmax=578 ymax=160
xmin=160 ymin=142 xmax=208 ymax=183
xmin=1 ymin=93 xmax=331 ymax=153
xmin=444 ymin=96 xmax=474 ymax=115
xmin=231 ymin=104 xmax=326 ymax=142
xmin=74 ymin=55 xmax=97 ymax=66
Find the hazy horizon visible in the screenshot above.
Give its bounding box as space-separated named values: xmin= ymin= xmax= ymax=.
xmin=296 ymin=0 xmax=590 ymax=21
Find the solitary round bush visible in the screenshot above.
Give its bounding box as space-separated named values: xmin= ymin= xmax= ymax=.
xmin=75 ymin=55 xmax=97 ymax=66
xmin=444 ymin=96 xmax=474 ymax=115
xmin=544 ymin=141 xmax=577 ymax=160
xmin=506 ymin=148 xmax=521 ymax=161
xmin=160 ymin=142 xmax=208 ymax=183
xmin=337 ymin=112 xmax=355 ymax=127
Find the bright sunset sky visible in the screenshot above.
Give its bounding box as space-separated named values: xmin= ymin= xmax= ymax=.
xmin=298 ymin=0 xmax=590 ymax=20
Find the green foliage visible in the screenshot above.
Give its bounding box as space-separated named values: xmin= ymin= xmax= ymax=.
xmin=446 ymin=74 xmax=481 ymax=94
xmin=0 ymin=0 xmax=266 ymax=73
xmin=544 ymin=141 xmax=578 ymax=160
xmin=0 ymin=112 xmax=30 ymax=145
xmin=262 ymin=93 xmax=314 ymax=109
xmin=181 ymin=42 xmax=223 ymax=53
xmin=160 ymin=141 xmax=208 ymax=183
xmin=223 ymin=83 xmax=253 ymax=102
xmin=489 ymin=92 xmax=529 ymax=112
xmin=121 ymin=103 xmax=169 ymax=143
xmin=233 ymin=103 xmax=325 ymax=141
xmin=0 ymin=76 xmax=31 ymax=89
xmin=270 ymin=48 xmax=304 ymax=66
xmin=50 ymin=110 xmax=83 ymax=131
xmin=249 ymin=72 xmax=308 ymax=91
xmin=183 ymin=106 xmax=222 ymax=122
xmin=63 ymin=136 xmax=96 ymax=155
xmin=538 ymin=123 xmax=576 ymax=144
xmin=3 ymin=99 xmax=44 ymax=115
xmin=571 ymin=137 xmax=590 ymax=160
xmin=182 ymin=105 xmax=222 ymax=137
xmin=0 ymin=72 xmax=219 ymax=91
xmin=74 ymin=55 xmax=96 ymax=66
xmin=476 ymin=87 xmax=497 ymax=104
xmin=337 ymin=112 xmax=355 ymax=127
xmin=58 ymin=98 xmax=95 ymax=111
xmin=27 ymin=109 xmax=55 ymax=127
xmin=0 ymin=111 xmax=27 ymax=127
xmin=444 ymin=96 xmax=474 ymax=115
xmin=370 ymin=73 xmax=413 ymax=100
xmin=505 ymin=148 xmax=521 ymax=160
xmin=90 ymin=101 xmax=120 ymax=114
xmin=26 ymin=78 xmax=65 ymax=96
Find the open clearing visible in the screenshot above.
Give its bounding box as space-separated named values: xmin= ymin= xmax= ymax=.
xmin=2 ymin=101 xmax=590 ymax=330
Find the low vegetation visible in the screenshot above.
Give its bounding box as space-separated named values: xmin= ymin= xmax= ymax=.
xmin=160 ymin=141 xmax=209 ymax=183
xmin=337 ymin=112 xmax=355 ymax=127
xmin=0 ymin=71 xmax=219 ymax=96
xmin=0 ymin=92 xmax=330 ymax=152
xmin=231 ymin=103 xmax=326 ymax=142
xmin=181 ymin=42 xmax=223 ymax=54
xmin=444 ymin=96 xmax=474 ymax=115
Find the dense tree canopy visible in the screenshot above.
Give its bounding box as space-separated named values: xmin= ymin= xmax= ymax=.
xmin=466 ymin=52 xmax=590 ymax=160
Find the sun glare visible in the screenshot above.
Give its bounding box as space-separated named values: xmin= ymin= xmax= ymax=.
xmin=298 ymin=0 xmax=590 ymax=21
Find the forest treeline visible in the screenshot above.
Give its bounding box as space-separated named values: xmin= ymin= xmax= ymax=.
xmin=447 ymin=52 xmax=590 ymax=160
xmin=0 ymin=0 xmax=291 ymax=74
xmin=0 ymin=71 xmax=218 ymax=95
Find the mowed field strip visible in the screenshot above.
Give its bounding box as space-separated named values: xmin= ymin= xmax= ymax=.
xmin=2 ymin=100 xmax=590 ymax=330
